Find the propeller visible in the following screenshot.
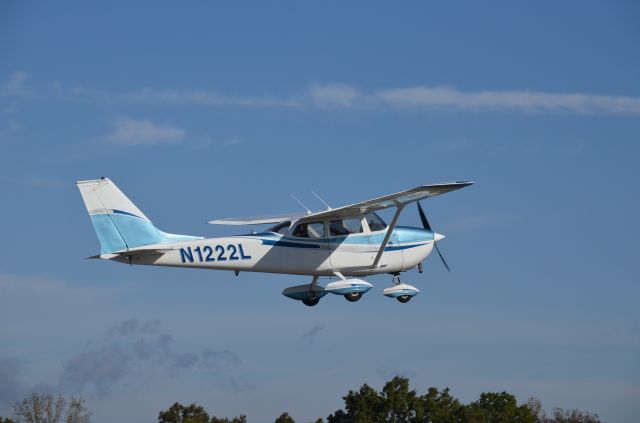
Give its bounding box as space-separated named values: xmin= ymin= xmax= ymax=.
xmin=417 ymin=201 xmax=450 ymax=272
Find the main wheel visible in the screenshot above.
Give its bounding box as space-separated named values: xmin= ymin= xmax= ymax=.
xmin=344 ymin=292 xmax=363 ymax=302
xmin=397 ymin=295 xmax=412 ymax=303
xmin=302 ymin=297 xmax=320 ymax=307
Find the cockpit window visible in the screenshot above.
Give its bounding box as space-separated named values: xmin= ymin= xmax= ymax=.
xmin=267 ymin=221 xmax=291 ymax=235
xmin=329 ymin=217 xmax=363 ymax=236
xmin=292 ymin=222 xmax=325 ymax=238
xmin=365 ymin=212 xmax=387 ymax=231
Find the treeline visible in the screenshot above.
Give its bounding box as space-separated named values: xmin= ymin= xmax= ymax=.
xmin=1 ymin=376 xmax=602 ymax=423
xmin=156 ymin=377 xmax=600 ymax=423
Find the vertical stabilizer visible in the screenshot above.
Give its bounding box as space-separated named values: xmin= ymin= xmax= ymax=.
xmin=76 ymin=177 xmax=198 ymax=254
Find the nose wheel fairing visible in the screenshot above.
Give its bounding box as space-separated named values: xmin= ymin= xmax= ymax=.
xmin=382 ymin=274 xmax=420 ymax=303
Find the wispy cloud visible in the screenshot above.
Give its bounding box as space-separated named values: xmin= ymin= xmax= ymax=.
xmin=68 ymin=86 xmax=300 ymax=108
xmin=309 ymin=83 xmax=362 ymax=107
xmin=97 ymin=117 xmax=186 ymax=146
xmin=375 ymin=85 xmax=640 ymax=115
xmin=4 ymin=71 xmax=640 ymax=115
xmin=307 ymin=82 xmax=640 ymax=115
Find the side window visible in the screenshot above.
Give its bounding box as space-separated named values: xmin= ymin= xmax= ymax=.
xmin=267 ymin=221 xmax=291 ymax=235
xmin=329 ymin=217 xmax=363 ymax=236
xmin=365 ymin=212 xmax=387 ymax=231
xmin=292 ymin=222 xmax=325 ymax=238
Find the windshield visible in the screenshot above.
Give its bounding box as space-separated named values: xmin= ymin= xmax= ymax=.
xmin=266 ymin=221 xmax=291 ymax=234
xmin=365 ymin=212 xmax=387 ymax=231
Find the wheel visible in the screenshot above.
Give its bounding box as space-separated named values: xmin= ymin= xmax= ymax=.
xmin=397 ymin=295 xmax=412 ymax=303
xmin=344 ymin=292 xmax=363 ymax=302
xmin=302 ymin=297 xmax=320 ymax=307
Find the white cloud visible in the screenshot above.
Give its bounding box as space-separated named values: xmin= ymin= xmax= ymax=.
xmin=305 ymin=82 xmax=640 ymax=115
xmin=375 ymin=85 xmax=640 ymax=115
xmin=69 ymin=86 xmax=300 ymax=108
xmin=98 ymin=117 xmax=186 ymax=146
xmin=309 ymin=83 xmax=362 ymax=107
xmin=6 ymin=71 xmax=640 ymax=115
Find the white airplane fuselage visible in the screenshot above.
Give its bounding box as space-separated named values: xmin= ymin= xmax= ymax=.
xmin=119 ymin=226 xmax=435 ymax=277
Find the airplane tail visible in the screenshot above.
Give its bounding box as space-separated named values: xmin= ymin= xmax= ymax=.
xmin=76 ymin=177 xmax=198 ymax=255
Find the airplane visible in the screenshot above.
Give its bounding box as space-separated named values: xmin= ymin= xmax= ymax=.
xmin=77 ymin=177 xmax=473 ymax=306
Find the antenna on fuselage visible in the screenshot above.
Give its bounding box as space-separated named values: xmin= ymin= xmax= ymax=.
xmin=311 ymin=191 xmax=332 ymax=210
xmin=290 ymin=194 xmax=312 ymax=215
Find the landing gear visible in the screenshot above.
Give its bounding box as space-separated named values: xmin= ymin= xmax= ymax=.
xmin=344 ymin=292 xmax=363 ymax=302
xmin=282 ymin=275 xmax=373 ymax=306
xmin=382 ymin=273 xmax=420 ymax=303
xmin=282 ymin=276 xmax=328 ymax=306
xmin=325 ymin=273 xmax=372 ymax=303
xmin=302 ymin=276 xmax=321 ymax=306
xmin=302 ymin=297 xmax=320 ymax=307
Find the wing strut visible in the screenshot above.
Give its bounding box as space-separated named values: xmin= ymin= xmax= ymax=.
xmin=372 ymin=204 xmax=405 ymax=268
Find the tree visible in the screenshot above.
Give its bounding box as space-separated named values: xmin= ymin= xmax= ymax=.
xmin=418 ymin=387 xmax=464 ymax=423
xmin=463 ymin=392 xmax=536 ymax=423
xmin=381 ymin=376 xmax=419 ymax=423
xmin=274 ymin=412 xmax=295 ymax=423
xmin=0 ymin=417 xmax=16 ymax=423
xmin=158 ymin=402 xmax=210 ymax=423
xmin=525 ymin=398 xmax=546 ymax=423
xmin=328 ymin=383 xmax=386 ymax=423
xmin=210 ymin=416 xmax=247 ymax=423
xmin=12 ymin=393 xmax=90 ymax=423
xmin=549 ymin=407 xmax=601 ymax=423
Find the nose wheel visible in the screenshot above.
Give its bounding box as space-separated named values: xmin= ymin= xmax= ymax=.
xmin=383 ymin=274 xmax=420 ymax=303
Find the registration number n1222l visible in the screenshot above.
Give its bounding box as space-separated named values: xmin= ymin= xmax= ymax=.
xmin=179 ymin=244 xmax=251 ymax=263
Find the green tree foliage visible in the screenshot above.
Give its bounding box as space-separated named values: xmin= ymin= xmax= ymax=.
xmin=12 ymin=393 xmax=90 ymax=423
xmin=549 ymin=408 xmax=601 ymax=423
xmin=463 ymin=391 xmax=536 ymax=423
xmin=210 ymin=416 xmax=247 ymax=423
xmin=274 ymin=412 xmax=295 ymax=423
xmin=158 ymin=402 xmax=210 ymax=423
xmin=328 ymin=376 xmax=542 ymax=423
xmin=158 ymin=377 xmax=601 ymax=423
xmin=158 ymin=403 xmax=247 ymax=423
xmin=0 ymin=417 xmax=16 ymax=423
xmin=418 ymin=387 xmax=464 ymax=423
xmin=526 ymin=398 xmax=601 ymax=423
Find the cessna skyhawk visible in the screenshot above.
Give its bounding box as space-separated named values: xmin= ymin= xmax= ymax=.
xmin=77 ymin=178 xmax=472 ymax=306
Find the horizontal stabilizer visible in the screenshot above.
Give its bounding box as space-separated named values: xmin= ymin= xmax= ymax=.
xmin=86 ymin=245 xmax=177 ymax=260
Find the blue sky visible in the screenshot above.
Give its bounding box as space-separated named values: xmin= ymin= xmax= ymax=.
xmin=1 ymin=1 xmax=639 ymax=422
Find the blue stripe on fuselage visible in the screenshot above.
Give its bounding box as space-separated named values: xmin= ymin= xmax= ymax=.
xmin=242 ymin=226 xmax=432 ymax=251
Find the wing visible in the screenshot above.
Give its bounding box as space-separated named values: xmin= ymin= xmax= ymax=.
xmin=208 ymin=212 xmax=309 ymax=226
xmin=298 ymin=181 xmax=473 ymax=222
